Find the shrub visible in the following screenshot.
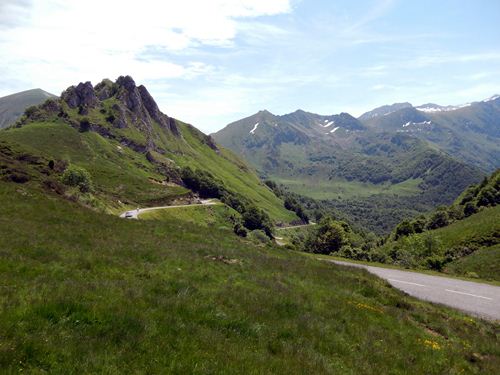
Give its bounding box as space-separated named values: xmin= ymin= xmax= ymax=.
xmin=425 ymin=255 xmax=446 ymax=271
xmin=394 ymin=219 xmax=414 ymax=239
xmin=411 ymin=216 xmax=427 ymax=234
xmin=463 ymin=201 xmax=478 ymax=217
xmin=426 ymin=209 xmax=449 ymax=230
xmin=61 ymin=165 xmax=93 ymax=193
xmin=233 ymin=223 xmax=247 ymax=237
xmin=305 ymin=217 xmax=348 ymax=254
xmin=242 ymin=206 xmax=273 ymax=238
xmin=79 ymin=118 xmax=90 ymax=132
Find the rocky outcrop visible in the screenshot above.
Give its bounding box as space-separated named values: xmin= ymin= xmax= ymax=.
xmin=61 ymin=82 xmax=98 ymax=110
xmin=21 ymin=75 xmax=184 ymax=153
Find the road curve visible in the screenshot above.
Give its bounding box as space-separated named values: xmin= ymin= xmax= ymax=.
xmin=119 ymin=199 xmax=218 ymax=219
xmin=328 ymin=260 xmax=500 ymax=321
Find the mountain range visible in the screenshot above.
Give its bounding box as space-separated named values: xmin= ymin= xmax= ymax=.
xmin=213 ymin=95 xmax=500 ymax=233
xmin=360 ymin=95 xmax=500 ymax=171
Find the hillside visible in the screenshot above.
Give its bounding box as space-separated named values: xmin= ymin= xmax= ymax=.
xmin=213 ymin=109 xmax=484 ymax=233
xmin=360 ymin=96 xmax=500 ymax=172
xmin=0 ymin=88 xmax=57 ymax=129
xmin=370 ymin=170 xmax=500 ymax=280
xmin=0 ymin=77 xmax=297 ymax=227
xmin=1 ymin=172 xmax=499 ymax=373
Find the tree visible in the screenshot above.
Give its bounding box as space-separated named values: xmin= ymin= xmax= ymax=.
xmin=411 ymin=216 xmax=427 ymax=234
xmin=463 ymin=201 xmax=478 ymax=217
xmin=306 ymin=217 xmax=348 ymax=254
xmin=426 ymin=209 xmax=449 ymax=230
xmin=394 ymin=219 xmax=414 ymax=239
xmin=242 ymin=206 xmax=273 ymax=238
xmin=61 ymin=165 xmax=94 ymax=193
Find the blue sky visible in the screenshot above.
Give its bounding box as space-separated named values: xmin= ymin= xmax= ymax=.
xmin=1 ymin=0 xmax=499 ymax=132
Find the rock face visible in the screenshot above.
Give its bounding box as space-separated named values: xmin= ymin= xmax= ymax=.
xmin=61 ymin=82 xmax=98 ymax=112
xmin=113 ymin=75 xmax=180 ymax=136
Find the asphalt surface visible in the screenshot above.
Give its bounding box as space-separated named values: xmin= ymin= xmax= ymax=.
xmin=119 ymin=199 xmax=217 ymax=219
xmin=329 ymin=260 xmax=500 ymax=321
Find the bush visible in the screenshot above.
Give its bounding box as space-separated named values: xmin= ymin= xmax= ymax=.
xmin=411 ymin=216 xmax=427 ymax=234
xmin=242 ymin=206 xmax=273 ymax=238
xmin=61 ymin=165 xmax=93 ymax=193
xmin=305 ymin=217 xmax=348 ymax=254
xmin=394 ymin=219 xmax=414 ymax=239
xmin=79 ymin=118 xmax=90 ymax=132
xmin=180 ymin=167 xmax=223 ymax=199
xmin=425 ymin=255 xmax=446 ymax=271
xmin=233 ymin=223 xmax=247 ymax=237
xmin=426 ymin=209 xmax=449 ymax=230
xmin=463 ymin=201 xmax=478 ymax=217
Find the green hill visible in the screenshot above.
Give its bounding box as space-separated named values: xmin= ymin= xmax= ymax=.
xmin=370 ymin=170 xmax=500 ymax=280
xmin=0 ymin=77 xmax=296 ymax=225
xmin=0 ymin=88 xmax=57 ymax=129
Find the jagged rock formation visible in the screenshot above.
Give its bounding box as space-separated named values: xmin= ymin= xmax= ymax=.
xmin=18 ymin=76 xmax=192 ymax=154
xmin=61 ymin=82 xmax=98 ymax=114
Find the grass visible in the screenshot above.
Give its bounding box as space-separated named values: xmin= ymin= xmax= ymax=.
xmin=445 ymin=244 xmax=500 ymax=282
xmin=0 ymin=122 xmax=190 ymax=207
xmin=0 ymin=181 xmax=499 ymax=373
xmin=0 ymin=119 xmax=296 ymax=223
xmin=140 ymin=203 xmax=239 ymax=230
xmin=272 ymin=176 xmax=422 ymax=200
xmin=427 ymin=206 xmax=500 ymax=249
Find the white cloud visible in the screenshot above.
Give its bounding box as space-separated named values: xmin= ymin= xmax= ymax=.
xmin=0 ymin=0 xmax=291 ymax=95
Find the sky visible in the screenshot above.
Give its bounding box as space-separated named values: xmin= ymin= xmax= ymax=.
xmin=1 ymin=0 xmax=500 ymax=133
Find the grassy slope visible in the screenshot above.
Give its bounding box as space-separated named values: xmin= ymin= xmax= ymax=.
xmin=273 ymin=176 xmax=422 ymax=200
xmin=427 ymin=206 xmax=500 ymax=249
xmin=173 ymin=122 xmax=297 ymax=223
xmin=379 ymin=206 xmax=500 ymax=281
xmin=140 ymin=203 xmax=239 ymax=230
xmin=445 ymin=244 xmax=500 ymax=282
xmin=0 ymin=121 xmax=190 ymax=208
xmin=0 ymin=182 xmax=499 ymax=373
xmin=0 ymin=120 xmax=295 ymax=222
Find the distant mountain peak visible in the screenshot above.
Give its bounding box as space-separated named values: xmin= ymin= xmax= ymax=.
xmin=358 ymin=102 xmax=413 ymax=120
xmin=483 ymin=94 xmax=500 ymax=102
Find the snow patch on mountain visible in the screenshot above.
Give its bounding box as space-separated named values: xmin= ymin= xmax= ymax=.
xmin=483 ymin=94 xmax=500 ymax=102
xmin=250 ymin=122 xmax=259 ymax=134
xmin=403 ymin=120 xmax=431 ymax=128
xmin=323 ymin=121 xmax=334 ymax=127
xmin=417 ymin=103 xmax=471 ymax=112
xmin=330 ymin=127 xmax=340 ymax=133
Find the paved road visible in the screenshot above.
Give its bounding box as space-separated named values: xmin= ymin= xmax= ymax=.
xmin=119 ymin=199 xmax=218 ymax=219
xmin=329 ymin=260 xmax=500 ymax=321
xmin=276 ymin=222 xmax=316 ymax=231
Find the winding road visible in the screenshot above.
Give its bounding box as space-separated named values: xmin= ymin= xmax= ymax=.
xmin=119 ymin=199 xmax=218 ymax=219
xmin=329 ymin=260 xmax=500 ymax=321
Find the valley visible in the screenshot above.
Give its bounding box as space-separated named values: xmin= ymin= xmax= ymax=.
xmin=1 ymin=1 xmax=499 ymax=373
xmin=0 ymin=77 xmax=498 ymax=373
